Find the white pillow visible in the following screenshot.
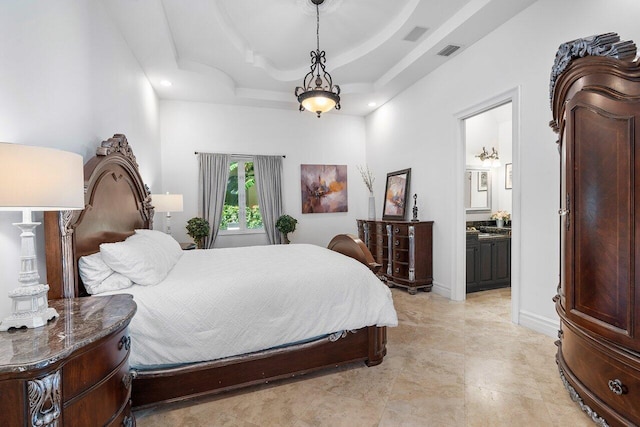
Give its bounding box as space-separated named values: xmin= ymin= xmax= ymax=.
xmin=134 ymin=229 xmax=183 ymax=265
xmin=100 ymin=233 xmax=174 ymax=286
xmin=79 ymin=252 xmax=114 ymax=289
xmin=86 ymin=272 xmax=133 ymax=295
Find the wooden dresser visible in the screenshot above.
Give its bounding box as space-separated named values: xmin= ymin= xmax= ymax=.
xmin=357 ymin=220 xmax=433 ymax=294
xmin=0 ymin=294 xmax=137 ymax=426
xmin=550 ymin=33 xmax=640 ymax=426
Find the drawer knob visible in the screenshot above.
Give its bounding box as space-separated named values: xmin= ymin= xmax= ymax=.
xmin=395 ymin=267 xmax=400 ymax=273
xmin=608 ymin=379 xmax=627 ymax=395
xmin=118 ymin=335 xmax=131 ymax=351
xmin=122 ymin=415 xmax=134 ymax=427
xmin=394 ymin=227 xmax=400 ymax=233
xmin=394 ymin=240 xmax=399 ymax=246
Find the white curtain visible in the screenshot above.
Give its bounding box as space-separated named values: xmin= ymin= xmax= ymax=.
xmin=198 ymin=153 xmax=230 ymax=248
xmin=254 ymin=155 xmax=283 ymax=244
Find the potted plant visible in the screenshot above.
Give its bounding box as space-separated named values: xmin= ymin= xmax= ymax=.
xmin=490 ymin=210 xmax=510 ymax=228
xmin=186 ymin=217 xmax=210 ymax=249
xmin=275 ymin=214 xmax=297 ymax=244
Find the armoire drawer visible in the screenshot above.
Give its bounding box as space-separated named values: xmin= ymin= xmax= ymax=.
xmin=562 ymin=325 xmax=640 ymax=421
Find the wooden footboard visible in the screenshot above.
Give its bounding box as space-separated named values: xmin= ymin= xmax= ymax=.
xmin=132 ymin=325 xmax=387 ymax=409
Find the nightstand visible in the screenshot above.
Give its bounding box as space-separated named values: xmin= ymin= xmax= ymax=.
xmin=0 ymin=294 xmax=137 ymax=426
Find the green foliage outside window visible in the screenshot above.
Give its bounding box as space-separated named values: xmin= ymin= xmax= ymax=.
xmin=220 ymin=205 xmax=263 ymax=230
xmin=220 ymin=161 xmax=262 ymax=231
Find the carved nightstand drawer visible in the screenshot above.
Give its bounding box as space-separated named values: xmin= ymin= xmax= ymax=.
xmin=562 ymin=325 xmax=640 ymax=422
xmin=64 ymin=360 xmax=132 ymax=426
xmin=63 ymin=327 xmax=130 ymax=400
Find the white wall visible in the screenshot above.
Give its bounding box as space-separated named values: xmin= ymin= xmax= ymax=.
xmin=160 ymin=101 xmax=368 ymax=248
xmin=0 ymin=0 xmax=161 ymax=320
xmin=365 ymin=0 xmax=640 ymax=333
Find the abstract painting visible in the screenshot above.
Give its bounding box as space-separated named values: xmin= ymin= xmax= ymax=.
xmin=300 ymin=164 xmax=348 ymax=213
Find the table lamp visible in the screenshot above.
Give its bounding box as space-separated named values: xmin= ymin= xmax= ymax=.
xmin=0 ymin=143 xmax=84 ymax=331
xmin=151 ymin=192 xmax=183 ymax=235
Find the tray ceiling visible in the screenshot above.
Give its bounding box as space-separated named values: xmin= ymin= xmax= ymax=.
xmin=103 ymin=0 xmax=536 ymax=116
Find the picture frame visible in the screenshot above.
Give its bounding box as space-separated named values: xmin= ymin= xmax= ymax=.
xmin=477 ymin=171 xmax=488 ymax=192
xmin=505 ymin=163 xmax=513 ymax=189
xmin=382 ymin=168 xmax=411 ymax=220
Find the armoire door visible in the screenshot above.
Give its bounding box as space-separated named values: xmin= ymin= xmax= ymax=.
xmin=564 ymin=89 xmax=640 ymax=351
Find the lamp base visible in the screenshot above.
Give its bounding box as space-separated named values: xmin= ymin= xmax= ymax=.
xmin=0 ymin=284 xmax=59 ymax=331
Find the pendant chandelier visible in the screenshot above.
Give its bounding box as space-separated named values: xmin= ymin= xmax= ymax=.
xmin=295 ymin=0 xmax=341 ymax=118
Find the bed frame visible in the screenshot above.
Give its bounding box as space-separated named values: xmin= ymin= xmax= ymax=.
xmin=44 ymin=134 xmax=388 ymax=410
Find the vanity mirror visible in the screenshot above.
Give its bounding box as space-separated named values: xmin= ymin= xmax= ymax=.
xmin=465 ymin=167 xmax=491 ymax=212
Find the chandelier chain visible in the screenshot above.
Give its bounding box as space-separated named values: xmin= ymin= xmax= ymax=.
xmin=316 ymin=2 xmax=320 ymax=54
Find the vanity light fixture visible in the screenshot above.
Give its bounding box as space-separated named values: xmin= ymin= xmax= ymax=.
xmin=476 ymin=146 xmax=501 ymax=167
xmin=295 ymin=0 xmax=341 ymax=118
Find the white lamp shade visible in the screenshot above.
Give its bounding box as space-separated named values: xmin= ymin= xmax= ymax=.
xmin=151 ymin=193 xmax=183 ymax=212
xmin=0 ymin=143 xmax=85 ymax=211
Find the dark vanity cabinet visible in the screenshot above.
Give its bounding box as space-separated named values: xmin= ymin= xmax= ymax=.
xmin=466 ymin=232 xmax=511 ymax=293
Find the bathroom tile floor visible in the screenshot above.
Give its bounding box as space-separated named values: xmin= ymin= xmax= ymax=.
xmin=135 ymin=287 xmax=591 ymax=426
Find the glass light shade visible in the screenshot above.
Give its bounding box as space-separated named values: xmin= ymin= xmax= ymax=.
xmin=151 ymin=193 xmax=184 ymax=212
xmin=0 ymin=143 xmax=84 ymax=210
xmin=298 ymin=90 xmax=340 ymax=116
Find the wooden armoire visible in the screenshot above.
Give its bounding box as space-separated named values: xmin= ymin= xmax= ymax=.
xmin=550 ymin=33 xmax=640 ymax=426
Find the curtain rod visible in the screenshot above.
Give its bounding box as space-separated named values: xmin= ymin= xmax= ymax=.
xmin=194 ymin=151 xmax=286 ymax=158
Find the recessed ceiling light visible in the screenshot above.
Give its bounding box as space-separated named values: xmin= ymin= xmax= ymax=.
xmin=368 ymin=102 xmax=377 ymax=107
xmin=160 ymin=80 xmax=172 ymax=87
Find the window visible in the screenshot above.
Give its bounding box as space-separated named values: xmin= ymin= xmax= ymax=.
xmin=219 ymin=159 xmax=263 ymax=233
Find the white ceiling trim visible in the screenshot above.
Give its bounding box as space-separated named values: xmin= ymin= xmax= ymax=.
xmin=376 ymin=0 xmax=491 ymax=88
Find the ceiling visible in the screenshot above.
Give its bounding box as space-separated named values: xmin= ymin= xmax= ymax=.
xmin=103 ymin=0 xmax=536 ymax=117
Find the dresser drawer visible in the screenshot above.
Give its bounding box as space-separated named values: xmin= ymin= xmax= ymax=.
xmin=390 ymin=224 xmax=409 ymax=236
xmin=63 ymin=326 xmax=130 ymax=399
xmin=64 ymin=360 xmax=132 ymax=426
xmin=391 ymin=236 xmax=409 ymax=250
xmin=391 ymin=262 xmax=409 ymax=278
xmin=562 ymin=325 xmax=640 ymax=421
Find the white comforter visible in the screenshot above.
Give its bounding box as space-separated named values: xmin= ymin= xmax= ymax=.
xmin=111 ymin=243 xmax=397 ymax=368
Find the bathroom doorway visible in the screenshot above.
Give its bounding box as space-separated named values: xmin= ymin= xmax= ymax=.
xmin=464 ymin=103 xmax=513 ymax=294
xmin=454 ymin=88 xmax=520 ymax=324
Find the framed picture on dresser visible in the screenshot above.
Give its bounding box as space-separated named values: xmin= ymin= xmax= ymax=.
xmin=382 ymin=168 xmax=411 ymax=220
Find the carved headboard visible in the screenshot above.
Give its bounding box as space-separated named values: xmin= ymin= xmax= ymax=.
xmin=45 ymin=134 xmax=154 ymax=298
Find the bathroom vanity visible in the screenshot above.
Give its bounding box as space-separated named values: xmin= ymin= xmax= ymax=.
xmin=466 ymin=224 xmax=511 ymax=293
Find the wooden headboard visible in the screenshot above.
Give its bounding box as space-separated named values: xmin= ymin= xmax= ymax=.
xmin=45 ymin=134 xmax=153 ymax=298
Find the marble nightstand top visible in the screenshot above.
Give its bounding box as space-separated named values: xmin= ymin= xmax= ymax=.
xmin=0 ymin=294 xmax=136 ymax=373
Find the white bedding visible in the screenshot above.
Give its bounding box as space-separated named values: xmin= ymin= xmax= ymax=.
xmin=106 ymin=243 xmax=397 ymax=368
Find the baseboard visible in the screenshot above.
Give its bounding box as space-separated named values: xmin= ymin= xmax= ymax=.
xmin=519 ymin=309 xmax=559 ymax=338
xmin=431 ymin=281 xmax=451 ymax=299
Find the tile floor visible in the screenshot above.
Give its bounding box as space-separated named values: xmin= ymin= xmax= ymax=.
xmin=135 ymin=288 xmax=592 ymax=426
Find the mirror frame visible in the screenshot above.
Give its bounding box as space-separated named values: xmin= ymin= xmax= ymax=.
xmin=465 ymin=166 xmax=492 ymax=213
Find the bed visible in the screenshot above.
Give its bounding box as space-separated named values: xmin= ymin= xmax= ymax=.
xmin=44 ymin=134 xmax=396 ymax=409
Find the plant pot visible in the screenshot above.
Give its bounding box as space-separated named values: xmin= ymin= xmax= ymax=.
xmin=496 ymin=219 xmax=504 ymax=228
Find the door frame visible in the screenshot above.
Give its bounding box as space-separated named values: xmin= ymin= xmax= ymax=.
xmin=452 ymin=87 xmax=521 ymax=325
